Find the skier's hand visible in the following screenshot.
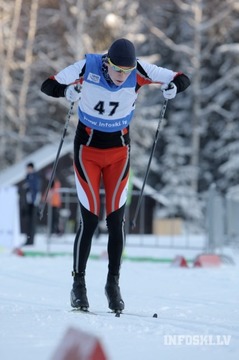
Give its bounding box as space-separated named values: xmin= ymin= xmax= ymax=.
xmin=65 ymin=84 xmax=81 ymax=102
xmin=161 ymin=82 xmax=177 ymax=100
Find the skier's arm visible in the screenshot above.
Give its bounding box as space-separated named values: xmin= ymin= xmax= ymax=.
xmin=41 ymin=77 xmax=67 ymax=98
xmin=41 ymin=59 xmax=86 ymax=98
xmin=171 ymin=73 xmax=190 ymax=93
xmin=136 ymin=59 xmax=190 ymax=93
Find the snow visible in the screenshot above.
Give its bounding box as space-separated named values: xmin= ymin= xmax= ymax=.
xmin=0 ymin=236 xmax=239 ymax=360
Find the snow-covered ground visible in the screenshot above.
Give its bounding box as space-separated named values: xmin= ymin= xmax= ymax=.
xmin=0 ymin=235 xmax=239 ymax=360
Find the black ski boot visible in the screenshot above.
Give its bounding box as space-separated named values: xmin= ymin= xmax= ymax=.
xmin=105 ymin=273 xmax=124 ymax=312
xmin=70 ymin=272 xmax=89 ymax=310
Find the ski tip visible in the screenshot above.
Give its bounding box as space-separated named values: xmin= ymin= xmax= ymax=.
xmin=153 ymin=313 xmax=158 ymax=318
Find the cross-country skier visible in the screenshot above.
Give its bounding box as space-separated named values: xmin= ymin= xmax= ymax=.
xmin=41 ymin=38 xmax=190 ymax=313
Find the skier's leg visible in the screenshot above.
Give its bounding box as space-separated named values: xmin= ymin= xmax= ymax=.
xmin=105 ymin=205 xmax=126 ymax=311
xmin=106 ymin=205 xmax=126 ymax=275
xmin=73 ymin=204 xmax=99 ymax=274
xmin=71 ymin=145 xmax=101 ymax=309
xmin=71 ymin=205 xmax=99 ymax=309
xmin=103 ymin=146 xmax=130 ymax=311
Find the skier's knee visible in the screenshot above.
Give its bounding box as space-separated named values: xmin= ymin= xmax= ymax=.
xmin=106 ymin=206 xmax=125 ymax=233
xmin=80 ymin=205 xmax=99 ymax=232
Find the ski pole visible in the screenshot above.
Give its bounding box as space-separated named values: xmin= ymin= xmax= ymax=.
xmin=38 ymin=101 xmax=74 ymax=220
xmin=130 ymin=99 xmax=169 ymax=229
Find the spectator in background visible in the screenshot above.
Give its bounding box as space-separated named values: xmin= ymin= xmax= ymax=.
xmin=47 ymin=178 xmax=62 ymax=235
xmin=23 ymin=162 xmax=41 ymax=245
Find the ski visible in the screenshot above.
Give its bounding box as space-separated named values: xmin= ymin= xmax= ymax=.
xmin=71 ymin=308 xmax=158 ymax=319
xmin=109 ymin=311 xmax=158 ymax=319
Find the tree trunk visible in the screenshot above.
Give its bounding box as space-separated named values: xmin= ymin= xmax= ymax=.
xmin=190 ymin=0 xmax=202 ymax=192
xmin=16 ymin=0 xmax=39 ymax=162
xmin=0 ymin=0 xmax=22 ymax=163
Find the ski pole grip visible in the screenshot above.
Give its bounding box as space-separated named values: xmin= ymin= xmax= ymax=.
xmin=74 ymin=84 xmax=81 ymax=93
xmin=167 ymin=82 xmax=175 ymax=90
xmin=73 ymin=79 xmax=81 ymax=93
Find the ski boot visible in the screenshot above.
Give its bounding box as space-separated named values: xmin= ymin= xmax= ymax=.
xmin=105 ymin=273 xmax=125 ymax=313
xmin=70 ymin=272 xmax=89 ymax=311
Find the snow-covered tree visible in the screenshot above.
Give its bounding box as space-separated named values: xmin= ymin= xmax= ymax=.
xmin=130 ymin=0 xmax=239 ymax=228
